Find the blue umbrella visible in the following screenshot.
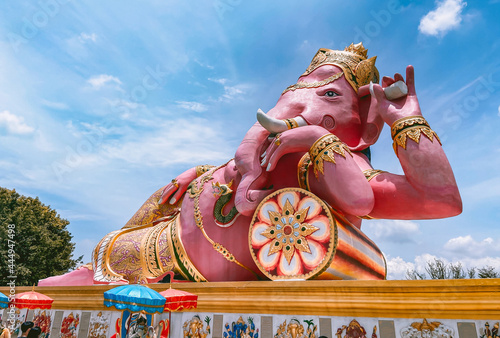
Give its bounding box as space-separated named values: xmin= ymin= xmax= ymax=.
xmin=103 ymin=285 xmax=166 ymax=314
xmin=0 ymin=292 xmax=8 ymax=309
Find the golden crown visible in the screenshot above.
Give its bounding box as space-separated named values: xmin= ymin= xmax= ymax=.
xmin=300 ymin=42 xmax=379 ymax=92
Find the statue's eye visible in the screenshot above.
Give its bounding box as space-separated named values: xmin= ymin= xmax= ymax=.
xmin=325 ymin=91 xmax=338 ymax=97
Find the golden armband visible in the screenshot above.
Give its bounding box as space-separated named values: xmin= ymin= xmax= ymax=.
xmin=362 ymin=169 xmax=386 ymax=181
xmin=284 ymin=119 xmax=299 ymax=129
xmin=391 ymin=116 xmax=441 ymax=154
xmin=195 ymin=165 xmax=216 ymax=177
xmin=297 ymin=153 xmax=312 ymax=191
xmin=309 ymin=134 xmax=352 ymax=178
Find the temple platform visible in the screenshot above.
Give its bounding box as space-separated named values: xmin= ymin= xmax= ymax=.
xmin=2 ymin=279 xmax=499 ymax=337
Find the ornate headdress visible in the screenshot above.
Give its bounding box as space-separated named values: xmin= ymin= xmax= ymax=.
xmin=300 ymin=42 xmax=379 ymax=92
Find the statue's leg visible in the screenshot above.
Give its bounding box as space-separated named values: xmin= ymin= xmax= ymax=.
xmin=93 ymin=187 xmax=183 ymax=284
xmin=93 ymin=216 xmax=178 ymax=284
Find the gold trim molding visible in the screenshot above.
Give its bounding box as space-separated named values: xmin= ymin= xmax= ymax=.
xmin=3 ymin=279 xmax=499 ymax=319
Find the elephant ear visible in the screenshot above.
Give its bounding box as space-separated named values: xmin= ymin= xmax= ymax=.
xmin=350 ymin=86 xmax=384 ymax=151
xmin=355 ymin=56 xmax=378 ymax=88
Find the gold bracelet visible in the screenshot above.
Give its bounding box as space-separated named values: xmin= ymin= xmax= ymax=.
xmin=362 ymin=169 xmax=386 ymax=181
xmin=309 ymin=134 xmax=352 ymax=178
xmin=391 ymin=116 xmax=441 ymax=154
xmin=391 ymin=116 xmax=429 ymax=138
xmin=284 ymin=119 xmax=299 ymax=129
xmin=297 ymin=153 xmax=312 ymax=191
xmin=195 ymin=165 xmax=215 ymax=177
xmin=358 ymin=214 xmax=378 ymax=220
xmin=393 ymin=126 xmax=441 ymax=154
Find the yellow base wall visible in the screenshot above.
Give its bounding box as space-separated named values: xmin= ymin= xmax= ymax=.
xmin=2 ymin=279 xmax=499 ymax=319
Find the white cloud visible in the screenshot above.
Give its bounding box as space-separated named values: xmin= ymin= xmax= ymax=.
xmin=79 ymin=33 xmax=97 ymax=43
xmin=219 ymin=84 xmax=246 ymax=102
xmin=87 ymin=74 xmax=122 ymax=90
xmin=41 ymin=99 xmax=69 ymax=110
xmin=497 ymin=105 xmax=500 ymax=116
xmin=419 ymin=0 xmax=467 ymax=36
xmin=0 ymin=110 xmax=35 ymax=134
xmin=194 ymin=59 xmax=214 ymax=70
xmin=176 ymin=101 xmax=208 ymax=113
xmin=101 ymin=118 xmax=231 ymax=166
xmin=207 ymin=78 xmax=248 ymax=102
xmin=364 ymin=220 xmax=420 ymax=243
xmin=223 ymin=85 xmax=243 ymax=98
xmin=444 ymin=235 xmax=500 ymax=258
xmin=385 ymin=256 xmax=416 ymax=280
xmin=208 ymin=78 xmax=228 ymax=85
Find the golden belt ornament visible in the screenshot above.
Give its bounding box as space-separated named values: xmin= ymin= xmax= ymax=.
xmin=188 ymin=162 xmax=260 ymax=279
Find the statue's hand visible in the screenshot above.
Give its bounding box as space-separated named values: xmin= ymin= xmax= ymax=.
xmin=159 ymin=168 xmax=197 ymax=205
xmin=360 ymin=65 xmax=422 ymax=125
xmin=260 ymin=125 xmax=330 ymax=172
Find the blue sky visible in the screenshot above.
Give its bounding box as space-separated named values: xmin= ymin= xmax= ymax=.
xmin=1 ymin=0 xmax=500 ymax=280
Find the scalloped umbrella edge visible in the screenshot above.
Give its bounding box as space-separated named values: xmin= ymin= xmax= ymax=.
xmin=159 ymin=288 xmax=198 ymax=312
xmin=103 ymin=284 xmax=166 ymax=314
xmin=0 ymin=292 xmax=9 ymax=309
xmin=10 ymin=291 xmax=54 ymax=310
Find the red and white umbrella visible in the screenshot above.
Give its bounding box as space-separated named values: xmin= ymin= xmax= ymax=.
xmin=10 ymin=290 xmax=53 ymax=310
xmin=160 ymin=288 xmax=197 ymax=312
xmin=159 ymin=287 xmax=198 ymax=338
xmin=10 ymin=287 xmax=54 ymax=321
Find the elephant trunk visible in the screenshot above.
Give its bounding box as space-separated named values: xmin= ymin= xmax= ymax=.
xmin=234 ymin=108 xmax=310 ymax=216
xmin=234 ymin=122 xmax=272 ymax=216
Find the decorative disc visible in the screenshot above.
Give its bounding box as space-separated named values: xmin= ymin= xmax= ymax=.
xmin=249 ymin=188 xmax=337 ymax=280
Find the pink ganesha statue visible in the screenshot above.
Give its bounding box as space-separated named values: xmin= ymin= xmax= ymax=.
xmin=46 ymin=43 xmax=463 ymax=285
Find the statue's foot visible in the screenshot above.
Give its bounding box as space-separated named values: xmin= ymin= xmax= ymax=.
xmin=38 ymin=264 xmax=95 ymax=286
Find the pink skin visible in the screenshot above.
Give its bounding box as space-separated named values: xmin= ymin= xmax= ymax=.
xmin=43 ymin=63 xmax=461 ymax=285
xmin=160 ymin=167 xmax=198 ymax=205
xmin=232 ymin=65 xmax=382 ymax=217
xmin=38 ymin=265 xmax=95 ymax=286
xmin=153 ymin=64 xmax=461 ymax=281
xmin=161 ymin=64 xmax=462 ymax=220
xmin=357 ymin=66 xmax=462 ymax=218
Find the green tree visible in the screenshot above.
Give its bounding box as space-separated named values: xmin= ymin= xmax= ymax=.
xmin=477 ymin=266 xmax=500 ymax=278
xmin=0 ymin=187 xmax=82 ymax=286
xmin=406 ymin=258 xmax=500 ymax=280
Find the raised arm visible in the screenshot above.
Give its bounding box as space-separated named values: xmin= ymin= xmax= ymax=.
xmin=361 ymin=66 xmax=462 ymax=219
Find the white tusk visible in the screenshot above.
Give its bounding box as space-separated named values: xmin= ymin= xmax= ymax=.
xmin=384 ymin=80 xmax=408 ymax=100
xmin=257 ymin=109 xmax=288 ymax=133
xmin=294 ymin=116 xmax=308 ymax=127
xmin=257 ymin=109 xmax=309 ymax=133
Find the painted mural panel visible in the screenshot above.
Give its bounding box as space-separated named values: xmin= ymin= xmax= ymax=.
xmin=332 ymin=317 xmax=379 ymax=338
xmin=478 ymin=321 xmax=499 ymax=338
xmin=8 ymin=308 xmax=27 ymax=336
xmin=393 ymin=318 xmax=456 ymax=338
xmin=170 ymin=313 xmax=212 ymax=338
xmin=87 ymin=311 xmax=111 ymax=338
xmin=272 ymin=316 xmax=319 ymax=338
xmin=222 ymin=314 xmax=260 ymax=338
xmin=33 ymin=309 xmax=53 ymax=338
xmin=60 ymin=311 xmax=81 ymax=338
